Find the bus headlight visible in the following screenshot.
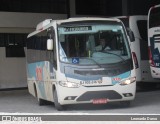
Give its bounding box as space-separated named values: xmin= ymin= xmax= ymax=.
xmin=59 ymin=81 xmax=80 ymax=88
xmin=120 ymin=77 xmax=136 ymax=85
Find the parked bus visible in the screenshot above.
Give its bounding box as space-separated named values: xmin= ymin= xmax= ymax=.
xmin=26 ymin=17 xmax=136 ymax=110
xmin=0 ymin=12 xmax=66 ymax=89
xmin=114 ymin=16 xmax=159 ymax=84
xmin=148 ymin=5 xmax=160 ymax=79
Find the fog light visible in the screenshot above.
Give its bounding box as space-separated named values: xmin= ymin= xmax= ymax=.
xmin=64 ymin=96 xmax=77 ymax=100
xmin=123 ymin=93 xmax=133 ymax=97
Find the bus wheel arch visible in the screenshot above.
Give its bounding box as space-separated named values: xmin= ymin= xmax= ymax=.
xmin=34 ymin=82 xmax=46 ymax=106
xmin=53 ymin=86 xmax=64 ymax=111
xmin=33 ymin=83 xmax=37 ymax=98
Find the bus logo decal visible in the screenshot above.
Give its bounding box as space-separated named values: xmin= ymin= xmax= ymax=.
xmin=36 ymin=67 xmax=43 ymax=81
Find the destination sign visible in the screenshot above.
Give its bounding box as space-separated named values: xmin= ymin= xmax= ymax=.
xmin=64 ymin=26 xmax=92 ymax=32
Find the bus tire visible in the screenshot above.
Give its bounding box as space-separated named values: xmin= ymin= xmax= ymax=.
xmin=38 ymin=98 xmax=46 ymax=106
xmin=53 ymin=90 xmax=63 ymax=111
xmin=120 ymin=101 xmax=131 ymax=107
xmin=34 ymin=84 xmax=46 ymax=106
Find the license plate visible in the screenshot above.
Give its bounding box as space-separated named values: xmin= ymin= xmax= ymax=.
xmin=92 ymin=98 xmax=108 ymax=104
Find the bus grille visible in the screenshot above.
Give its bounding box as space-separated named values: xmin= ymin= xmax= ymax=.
xmin=76 ymin=90 xmax=122 ymax=101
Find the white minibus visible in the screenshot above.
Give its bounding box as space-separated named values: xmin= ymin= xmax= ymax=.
xmin=26 ymin=17 xmax=136 ymax=110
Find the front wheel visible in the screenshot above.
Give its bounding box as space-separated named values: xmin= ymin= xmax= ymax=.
xmin=35 ymin=85 xmax=46 ymax=106
xmin=53 ymin=89 xmax=63 ymax=111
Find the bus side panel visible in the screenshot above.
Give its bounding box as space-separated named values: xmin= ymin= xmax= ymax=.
xmin=27 ymin=61 xmax=56 ymax=101
xmin=129 ymin=16 xmax=142 ymax=82
xmin=129 ymin=16 xmax=159 ymax=82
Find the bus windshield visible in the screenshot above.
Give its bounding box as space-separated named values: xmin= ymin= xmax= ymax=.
xmin=149 ymin=6 xmax=160 ymax=28
xmin=58 ymin=21 xmax=131 ymax=65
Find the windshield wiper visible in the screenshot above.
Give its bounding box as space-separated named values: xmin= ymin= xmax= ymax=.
xmin=82 ymin=57 xmax=102 ymax=68
xmin=100 ymin=51 xmax=126 ymax=62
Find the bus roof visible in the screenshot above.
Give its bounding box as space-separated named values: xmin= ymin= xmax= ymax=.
xmin=56 ymin=17 xmax=120 ymax=24
xmin=28 ymin=17 xmax=121 ymax=38
xmin=150 ymin=4 xmax=160 ymax=10
xmin=111 ymin=15 xmax=147 ymax=19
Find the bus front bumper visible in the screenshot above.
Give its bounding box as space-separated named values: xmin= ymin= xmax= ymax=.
xmin=56 ymin=82 xmax=136 ymax=105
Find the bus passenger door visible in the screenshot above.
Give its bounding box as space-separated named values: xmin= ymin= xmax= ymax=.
xmin=45 ymin=27 xmax=57 ymax=101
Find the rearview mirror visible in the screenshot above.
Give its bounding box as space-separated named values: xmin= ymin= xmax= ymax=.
xmin=126 ymin=28 xmax=135 ymax=42
xmin=86 ymin=35 xmax=95 ymax=51
xmin=47 ymin=39 xmax=53 ymax=50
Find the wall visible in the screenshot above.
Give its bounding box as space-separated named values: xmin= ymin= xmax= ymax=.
xmin=0 ymin=12 xmax=67 ymax=89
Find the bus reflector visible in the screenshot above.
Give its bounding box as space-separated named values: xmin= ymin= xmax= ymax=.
xmin=132 ymin=52 xmax=139 ymax=69
xmin=148 ymin=47 xmax=155 ymax=67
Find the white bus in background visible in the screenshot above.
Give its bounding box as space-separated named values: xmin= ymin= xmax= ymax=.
xmin=114 ymin=16 xmax=159 ymax=85
xmin=26 ymin=17 xmax=136 ymax=110
xmin=148 ymin=5 xmax=160 ymax=79
xmin=0 ymin=12 xmax=67 ymax=89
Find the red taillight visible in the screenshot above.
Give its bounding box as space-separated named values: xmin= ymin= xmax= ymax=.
xmin=148 ymin=47 xmax=155 ymax=67
xmin=132 ymin=52 xmax=139 ymax=69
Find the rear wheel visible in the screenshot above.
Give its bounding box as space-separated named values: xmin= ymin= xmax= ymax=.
xmin=53 ymin=89 xmax=63 ymax=111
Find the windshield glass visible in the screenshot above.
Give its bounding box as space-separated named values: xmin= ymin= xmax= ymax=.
xmin=58 ymin=21 xmax=131 ymax=65
xmin=149 ymin=7 xmax=160 ymax=28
